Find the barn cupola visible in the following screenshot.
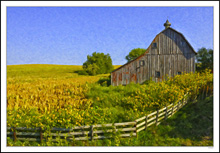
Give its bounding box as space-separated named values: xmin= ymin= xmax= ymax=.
xmin=164 ymin=20 xmax=171 ymax=29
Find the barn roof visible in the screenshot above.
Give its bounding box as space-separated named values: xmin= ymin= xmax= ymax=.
xmin=163 ymin=27 xmax=197 ymax=54
xmin=111 ymin=27 xmax=197 ymax=73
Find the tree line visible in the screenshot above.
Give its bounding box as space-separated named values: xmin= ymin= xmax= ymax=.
xmin=80 ymin=47 xmax=213 ymax=76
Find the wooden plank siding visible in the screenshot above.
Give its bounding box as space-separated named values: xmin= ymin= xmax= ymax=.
xmin=111 ymin=27 xmax=196 ymax=86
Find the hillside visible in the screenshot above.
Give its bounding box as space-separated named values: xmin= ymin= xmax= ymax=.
xmin=129 ymin=95 xmax=213 ymax=146
xmin=6 ymin=64 xmax=213 ymax=146
xmin=7 ymin=64 xmax=121 ymax=84
xmin=70 ymin=95 xmax=213 ymax=146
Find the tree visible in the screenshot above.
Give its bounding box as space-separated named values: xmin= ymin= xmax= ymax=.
xmin=196 ymin=47 xmax=213 ymax=72
xmin=82 ymin=52 xmax=114 ymax=75
xmin=125 ymin=48 xmax=146 ymax=62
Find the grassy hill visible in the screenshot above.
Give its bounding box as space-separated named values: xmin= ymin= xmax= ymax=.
xmin=129 ymin=95 xmax=213 ymax=146
xmin=7 ymin=64 xmax=121 ymax=84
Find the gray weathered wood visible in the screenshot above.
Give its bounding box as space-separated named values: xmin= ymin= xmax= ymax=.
xmin=17 ymin=138 xmax=41 ymax=142
xmin=93 ymin=127 xmax=136 ymax=134
xmin=145 ymin=116 xmax=148 ymax=131
xmin=155 ymin=110 xmax=159 ymax=125
xmin=111 ymin=26 xmax=196 ymax=86
xmin=120 ymin=133 xmax=137 ymax=137
xmin=11 ymin=127 xmax=41 ymax=131
xmin=159 ymin=107 xmax=166 ymax=112
xmin=147 ymin=120 xmax=156 ymax=127
xmin=15 ymin=132 xmax=41 ymax=136
xmin=147 ymin=116 xmax=156 ymax=123
xmin=158 ymin=115 xmax=165 ymax=122
xmin=158 ymin=111 xmax=166 ymax=118
xmin=114 ymin=121 xmax=136 ymax=126
xmin=171 ymin=103 xmax=174 ymax=115
xmin=137 ymin=126 xmax=146 ymax=133
xmin=73 ymin=137 xmax=89 ymax=141
xmin=7 ymin=132 xmax=13 ymax=136
xmin=90 ymin=125 xmax=93 ymax=141
xmin=167 ymin=103 xmax=174 ymax=108
xmin=13 ymin=127 xmax=16 ymax=142
xmin=136 ymin=121 xmax=146 ymax=128
xmin=93 ymin=123 xmax=113 ymax=128
xmin=177 ymin=101 xmax=180 ymax=110
xmin=147 ymin=111 xmax=157 ymax=117
xmin=135 ymin=116 xmax=146 ymax=122
xmin=165 ymin=106 xmax=168 ymax=120
xmin=134 ymin=121 xmax=137 ymax=137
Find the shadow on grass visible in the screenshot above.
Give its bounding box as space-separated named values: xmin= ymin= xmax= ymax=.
xmin=130 ymin=95 xmax=213 ymax=146
xmin=73 ymin=70 xmax=89 ymax=76
xmin=159 ymin=96 xmax=213 ymax=142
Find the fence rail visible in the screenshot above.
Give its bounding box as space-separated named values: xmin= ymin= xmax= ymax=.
xmin=7 ymin=85 xmax=211 ymax=143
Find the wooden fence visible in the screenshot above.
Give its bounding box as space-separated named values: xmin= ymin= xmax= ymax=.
xmin=7 ymin=84 xmax=212 ymax=143
xmin=7 ymin=93 xmax=191 ymax=143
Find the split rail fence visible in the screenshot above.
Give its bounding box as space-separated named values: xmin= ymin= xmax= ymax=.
xmin=7 ymin=93 xmax=191 ymax=143
xmin=8 ymin=84 xmax=212 ymax=143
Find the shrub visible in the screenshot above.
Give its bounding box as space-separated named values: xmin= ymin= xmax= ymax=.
xmin=82 ymin=52 xmax=114 ymax=75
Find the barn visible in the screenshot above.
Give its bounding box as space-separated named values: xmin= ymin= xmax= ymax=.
xmin=111 ymin=20 xmax=197 ymax=86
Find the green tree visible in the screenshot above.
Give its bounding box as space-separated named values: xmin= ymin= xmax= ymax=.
xmin=82 ymin=52 xmax=114 ymax=75
xmin=196 ymin=47 xmax=213 ymax=72
xmin=125 ymin=48 xmax=146 ymax=62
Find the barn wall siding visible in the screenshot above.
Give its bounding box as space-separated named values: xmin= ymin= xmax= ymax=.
xmin=111 ymin=28 xmax=196 ymax=86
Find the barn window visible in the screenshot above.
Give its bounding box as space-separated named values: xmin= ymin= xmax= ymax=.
xmin=156 ymin=71 xmax=160 ymax=78
xmin=139 ymin=60 xmax=145 ymax=66
xmin=152 ymin=43 xmax=157 ymax=48
xmin=177 ymin=71 xmax=181 ymax=75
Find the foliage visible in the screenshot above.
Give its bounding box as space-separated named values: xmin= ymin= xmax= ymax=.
xmin=125 ymin=48 xmax=146 ymax=62
xmin=196 ymin=47 xmax=213 ymax=72
xmin=82 ymin=52 xmax=114 ymax=75
xmin=97 ymin=75 xmax=111 ymax=87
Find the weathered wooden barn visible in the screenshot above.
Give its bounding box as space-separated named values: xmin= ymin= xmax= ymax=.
xmin=111 ymin=20 xmax=197 ymax=86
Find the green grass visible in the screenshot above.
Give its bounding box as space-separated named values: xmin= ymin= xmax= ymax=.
xmin=75 ymin=95 xmax=213 ymax=146
xmin=119 ymin=95 xmax=213 ymax=146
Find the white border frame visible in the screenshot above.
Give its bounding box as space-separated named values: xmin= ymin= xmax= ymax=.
xmin=1 ymin=1 xmax=219 ymax=152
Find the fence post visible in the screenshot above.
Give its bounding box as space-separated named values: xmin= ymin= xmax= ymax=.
xmin=165 ymin=106 xmax=168 ymax=120
xmin=13 ymin=127 xmax=16 ymax=142
xmin=177 ymin=101 xmax=180 ymax=111
xmin=171 ymin=103 xmax=174 ymax=115
xmin=145 ymin=115 xmax=148 ymax=131
xmin=134 ymin=121 xmax=137 ymax=137
xmin=206 ymin=86 xmax=209 ymax=97
xmin=40 ymin=127 xmax=43 ymax=143
xmin=182 ymin=98 xmax=184 ymax=107
xmin=155 ymin=110 xmax=159 ymax=126
xmin=90 ymin=125 xmax=93 ymax=141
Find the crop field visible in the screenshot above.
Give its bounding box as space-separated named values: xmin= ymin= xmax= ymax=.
xmin=7 ymin=64 xmax=213 ymax=146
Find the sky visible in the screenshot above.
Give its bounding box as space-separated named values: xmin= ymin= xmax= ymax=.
xmin=7 ymin=7 xmax=213 ymax=65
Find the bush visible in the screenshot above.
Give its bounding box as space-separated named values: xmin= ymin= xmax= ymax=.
xmin=97 ymin=75 xmax=111 ymax=87
xmin=77 ymin=70 xmax=88 ymax=75
xmin=83 ymin=52 xmax=114 ymax=75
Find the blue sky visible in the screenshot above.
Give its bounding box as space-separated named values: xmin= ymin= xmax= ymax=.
xmin=7 ymin=7 xmax=213 ymax=65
